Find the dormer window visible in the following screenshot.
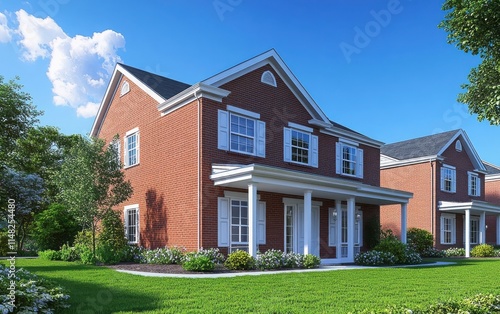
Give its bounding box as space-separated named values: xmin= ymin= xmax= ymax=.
xmin=120 ymin=81 xmax=130 ymax=96
xmin=261 ymin=70 xmax=277 ymax=87
xmin=455 ymin=140 xmax=462 ymax=152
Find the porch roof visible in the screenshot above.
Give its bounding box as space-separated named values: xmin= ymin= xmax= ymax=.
xmin=210 ymin=164 xmax=412 ymax=205
xmin=439 ymin=200 xmax=500 ymax=215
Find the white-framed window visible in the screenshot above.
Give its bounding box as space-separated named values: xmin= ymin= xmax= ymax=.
xmin=218 ymin=106 xmax=265 ymax=157
xmin=440 ymin=165 xmax=456 ymax=193
xmin=463 ymin=216 xmax=479 ymax=245
xmin=455 ymin=140 xmax=462 ymax=152
xmin=283 ymin=123 xmax=318 ymax=167
xmin=440 ymin=213 xmax=456 ymax=245
xmin=110 ymin=137 xmax=120 ymax=166
xmin=124 ymin=127 xmax=139 ymax=168
xmin=468 ymin=172 xmax=481 ymax=197
xmin=328 ymin=207 xmax=363 ymax=247
xmin=218 ymin=196 xmax=266 ymax=252
xmin=120 ymin=81 xmax=130 ymax=96
xmin=261 ymin=70 xmax=277 ymax=87
xmin=124 ymin=205 xmax=139 ymax=244
xmin=335 ymin=141 xmax=363 ymax=178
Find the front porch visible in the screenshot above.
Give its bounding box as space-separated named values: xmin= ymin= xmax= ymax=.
xmin=211 ymin=163 xmax=413 ymax=263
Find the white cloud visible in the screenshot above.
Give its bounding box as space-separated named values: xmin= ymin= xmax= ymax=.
xmin=3 ymin=9 xmax=126 ymax=119
xmin=76 ymin=102 xmax=100 ymax=118
xmin=0 ymin=12 xmax=12 ymax=43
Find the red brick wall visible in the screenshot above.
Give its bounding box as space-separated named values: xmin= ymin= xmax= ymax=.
xmin=98 ymin=76 xmax=199 ymax=250
xmin=485 ymin=178 xmax=500 ymax=244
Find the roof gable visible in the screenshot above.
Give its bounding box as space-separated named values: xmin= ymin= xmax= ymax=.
xmin=381 ymin=129 xmax=486 ymax=171
xmin=483 ymin=161 xmax=500 ymax=175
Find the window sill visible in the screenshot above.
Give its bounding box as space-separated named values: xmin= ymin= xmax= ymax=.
xmin=223 ymin=150 xmax=262 ymax=158
xmin=124 ymin=163 xmax=140 ymax=170
xmin=440 ymin=189 xmax=456 ymax=194
xmin=286 ymin=161 xmax=314 ymax=168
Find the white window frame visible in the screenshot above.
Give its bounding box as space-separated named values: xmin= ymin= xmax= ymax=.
xmin=110 ymin=138 xmax=121 ymax=166
xmin=217 ymin=106 xmax=265 ymax=157
xmin=261 ymin=70 xmax=277 ymax=87
xmin=463 ymin=216 xmax=480 ymax=245
xmin=283 ymin=123 xmax=318 ymax=167
xmin=440 ymin=213 xmax=456 ymax=245
xmin=468 ymin=172 xmax=481 ymax=197
xmin=124 ymin=127 xmax=139 ymax=168
xmin=329 ymin=207 xmax=363 ymax=247
xmin=335 ymin=141 xmax=363 ymax=178
xmin=120 ymin=81 xmax=130 ymax=96
xmin=124 ymin=204 xmax=139 ymax=244
xmin=440 ymin=165 xmax=456 ymax=193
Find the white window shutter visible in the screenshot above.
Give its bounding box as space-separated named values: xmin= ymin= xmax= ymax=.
xmin=136 ymin=132 xmax=140 ymax=165
xmin=477 ymin=178 xmax=481 ymax=196
xmin=328 ymin=208 xmax=337 ymax=246
xmin=124 ymin=137 xmax=128 ymax=167
xmin=218 ymin=110 xmax=229 ymax=151
xmin=356 ymin=148 xmax=364 ymax=178
xmin=335 ymin=142 xmax=341 ymax=174
xmin=440 ymin=168 xmax=445 ymax=191
xmin=136 ymin=209 xmax=140 ymax=243
xmin=257 ymin=202 xmax=266 ymax=245
xmin=283 ymin=128 xmax=291 ymax=162
xmin=218 ymin=197 xmax=230 ymax=247
xmin=256 ymin=120 xmax=266 ymax=157
xmin=440 ymin=216 xmax=444 ymax=243
xmin=468 ymin=174 xmax=472 ymax=195
xmin=311 ymin=135 xmax=318 ymax=168
xmin=452 ymin=170 xmax=456 ymax=193
xmin=124 ymin=209 xmax=129 ymax=238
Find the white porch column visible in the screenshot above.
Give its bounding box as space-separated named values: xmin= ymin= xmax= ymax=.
xmin=465 ymin=209 xmax=471 ymax=258
xmin=347 ymin=197 xmax=355 ymax=262
xmin=248 ymin=183 xmax=258 ymax=257
xmin=303 ymin=190 xmax=312 ymax=255
xmin=479 ymin=211 xmax=486 ymax=244
xmin=497 ymin=215 xmax=500 ymax=245
xmin=336 ymin=201 xmax=342 ymax=259
xmin=400 ymin=203 xmax=408 ymax=244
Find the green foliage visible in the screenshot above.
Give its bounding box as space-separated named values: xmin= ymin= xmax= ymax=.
xmin=224 ymin=250 xmax=255 ymax=270
xmin=444 ymin=247 xmax=466 ymax=257
xmin=355 ymin=250 xmax=396 ymax=266
xmin=59 ymin=244 xmax=79 ymax=262
xmin=122 ymin=244 xmax=144 ymax=263
xmin=0 ymin=231 xmax=7 ymax=256
xmin=96 ymin=210 xmax=128 ymax=264
xmin=141 ymin=246 xmax=186 ymax=264
xmin=471 ymin=243 xmax=495 ymax=257
xmin=182 ymin=255 xmax=215 ymax=272
xmin=364 ymin=221 xmax=381 ymax=249
xmin=407 ymin=228 xmax=434 ymax=255
xmin=301 ymin=254 xmax=321 ymax=269
xmin=31 ymin=203 xmax=79 ymax=250
xmin=37 ymin=249 xmax=61 ymax=260
xmin=439 ymin=0 xmax=500 ymax=125
xmin=374 ymin=231 xmax=422 ymax=265
xmin=0 ymin=264 xmax=70 ymax=313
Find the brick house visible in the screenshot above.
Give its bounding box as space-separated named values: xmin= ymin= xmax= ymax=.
xmin=90 ymin=49 xmax=412 ymax=263
xmin=484 ymin=162 xmax=500 ymax=246
xmin=380 ymin=129 xmax=500 ymax=257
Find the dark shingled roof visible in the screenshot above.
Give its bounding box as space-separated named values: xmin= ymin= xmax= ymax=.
xmin=119 ymin=63 xmax=191 ymax=100
xmin=484 ymin=162 xmax=500 ymax=175
xmin=381 ymin=129 xmax=459 ymax=160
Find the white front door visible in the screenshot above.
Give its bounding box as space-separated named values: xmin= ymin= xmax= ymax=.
xmin=285 ymin=205 xmax=319 ymax=256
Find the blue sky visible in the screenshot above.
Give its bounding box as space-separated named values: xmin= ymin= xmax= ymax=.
xmin=1 ymin=0 xmax=499 ymax=165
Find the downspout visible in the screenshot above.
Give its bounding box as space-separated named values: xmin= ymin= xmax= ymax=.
xmin=194 ymin=91 xmax=201 ymax=250
xmin=430 ymin=159 xmax=435 ymax=239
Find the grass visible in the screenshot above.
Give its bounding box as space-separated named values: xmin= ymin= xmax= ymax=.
xmin=3 ymin=258 xmax=500 ymax=313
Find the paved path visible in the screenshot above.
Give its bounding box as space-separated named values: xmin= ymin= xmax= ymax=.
xmin=115 ymin=261 xmax=455 ymax=279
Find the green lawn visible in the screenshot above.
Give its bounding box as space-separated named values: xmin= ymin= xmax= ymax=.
xmin=4 ymin=258 xmax=500 ymax=313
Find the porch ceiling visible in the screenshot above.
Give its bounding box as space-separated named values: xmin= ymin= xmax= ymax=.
xmin=210 ymin=164 xmax=413 ymax=206
xmin=439 ymin=200 xmax=500 ymax=215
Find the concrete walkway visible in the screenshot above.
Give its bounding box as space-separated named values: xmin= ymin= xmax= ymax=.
xmin=115 ymin=261 xmax=455 ymax=279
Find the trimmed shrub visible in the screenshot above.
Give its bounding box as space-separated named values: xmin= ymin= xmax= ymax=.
xmin=182 ymin=255 xmax=215 ymax=272
xmin=355 ymin=250 xmax=396 ymax=266
xmin=74 ymin=231 xmax=95 ymax=264
xmin=141 ymin=246 xmax=186 ymax=264
xmin=301 ymin=254 xmax=321 ymax=269
xmin=374 ymin=237 xmax=407 ymax=264
xmin=122 ymin=244 xmax=144 ymax=263
xmin=224 ymin=250 xmax=254 ymax=270
xmin=495 ymin=249 xmax=500 ymax=257
xmin=421 ymin=246 xmax=446 ymax=258
xmin=444 ymin=247 xmax=465 ymax=257
xmin=96 ymin=210 xmax=128 ymax=264
xmin=59 ymin=244 xmax=79 ymax=261
xmin=470 ymin=243 xmax=495 ymax=257
xmin=255 ymin=249 xmax=286 ymax=270
xmin=38 ymin=249 xmax=61 ymax=260
xmin=0 ymin=265 xmax=70 ymax=313
xmin=407 ymin=227 xmax=434 ymax=255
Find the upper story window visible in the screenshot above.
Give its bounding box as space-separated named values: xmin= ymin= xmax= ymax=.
xmin=124 ymin=127 xmax=139 ymax=168
xmin=283 ymin=123 xmax=318 ymax=167
xmin=261 ymin=70 xmax=277 ymax=87
xmin=455 ymin=140 xmax=462 ymax=152
xmin=110 ymin=137 xmax=121 ymax=166
xmin=440 ymin=164 xmax=456 ymax=193
xmin=120 ymin=81 xmax=130 ymax=96
xmin=335 ymin=140 xmax=363 ymax=178
xmin=218 ymin=105 xmax=265 ymax=157
xmin=468 ymin=172 xmax=481 ymax=197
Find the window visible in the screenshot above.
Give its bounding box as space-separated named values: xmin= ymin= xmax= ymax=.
xmin=120 ymin=81 xmax=130 ymax=96
xmin=261 ymin=70 xmax=277 ymax=87
xmin=124 ymin=128 xmax=139 ymax=167
xmin=464 ymin=216 xmax=479 ymax=244
xmin=283 ymin=124 xmax=318 ymax=167
xmin=230 ymin=200 xmax=249 ymax=252
xmin=455 ymin=140 xmax=462 ymax=152
xmin=335 ymin=141 xmax=364 ymax=178
xmin=110 ymin=138 xmax=120 ymax=166
xmin=124 ymin=205 xmax=139 ymax=244
xmin=328 ymin=207 xmax=363 ymax=247
xmin=218 ymin=106 xmax=265 ymax=157
xmin=440 ymin=214 xmax=456 ymax=244
xmin=440 ymin=165 xmax=456 ymax=193
xmin=468 ymin=172 xmax=481 ymax=196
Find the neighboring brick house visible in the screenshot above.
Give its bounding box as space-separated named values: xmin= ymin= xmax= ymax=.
xmin=380 ymin=130 xmax=500 ymax=256
xmin=484 ymin=162 xmax=500 ymax=246
xmin=91 ymin=49 xmax=412 ymax=263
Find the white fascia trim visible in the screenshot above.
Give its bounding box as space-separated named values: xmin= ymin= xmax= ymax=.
xmin=227 ymin=105 xmax=260 ymax=119
xmin=380 ymin=155 xmax=442 ymax=169
xmin=125 ymin=127 xmax=139 ymax=136
xmin=288 ymin=122 xmax=313 ymax=133
xmin=339 ymin=138 xmax=359 ymax=147
xmin=158 ymin=82 xmax=230 ymax=116
xmin=224 ymin=190 xmax=261 ymax=200
xmin=321 ymin=128 xmax=383 ymax=148
xmin=486 ymin=174 xmax=500 ymax=182
xmin=442 ymin=164 xmax=456 ymax=170
xmin=439 ymin=200 xmax=500 ymax=214
xmin=438 ymin=130 xmax=486 ymax=172
xmin=308 ymin=119 xmax=333 ymax=129
xmin=282 ymin=197 xmax=323 ymax=206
